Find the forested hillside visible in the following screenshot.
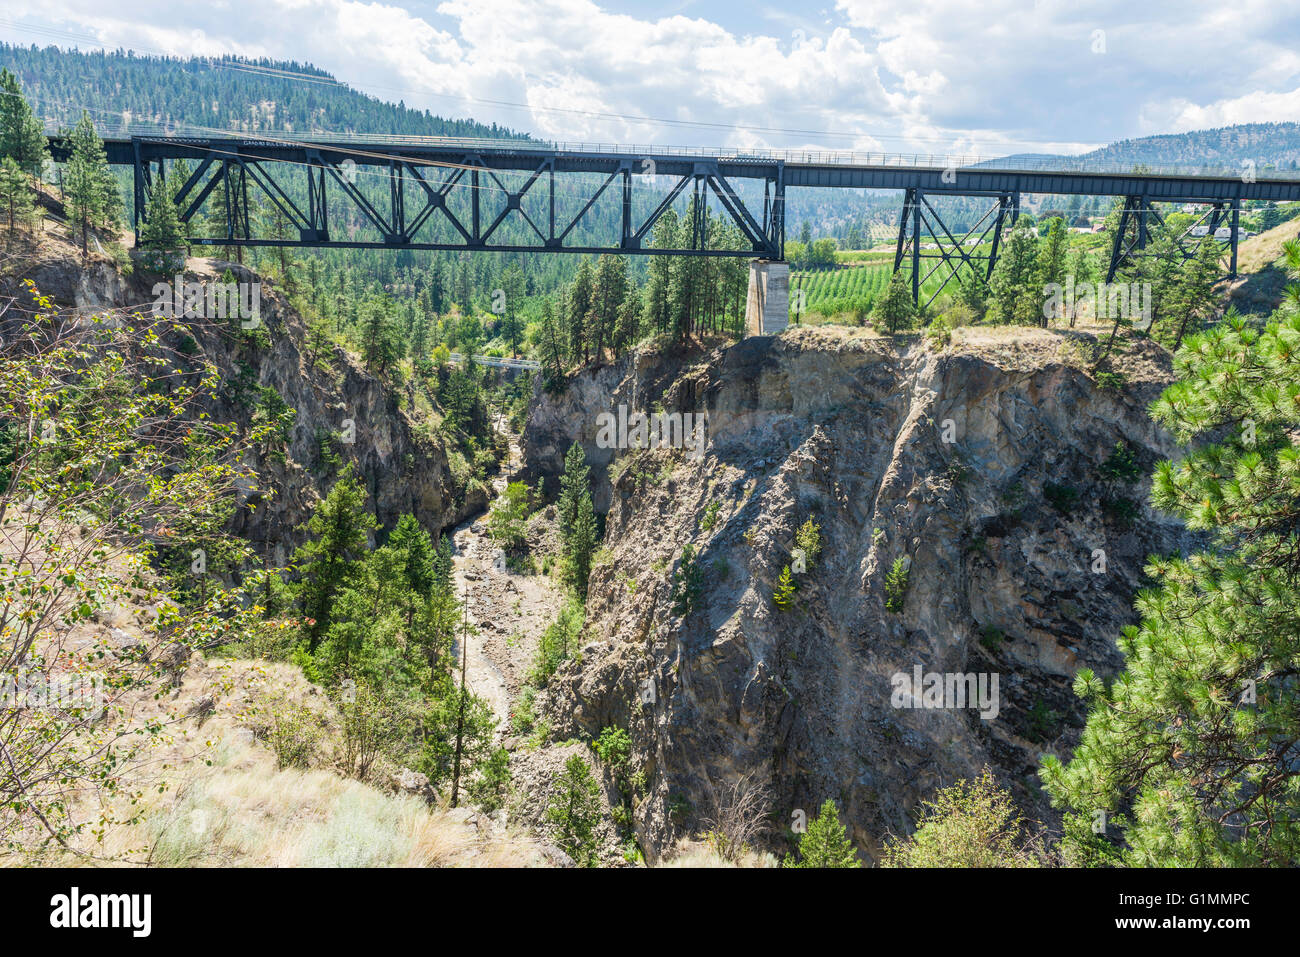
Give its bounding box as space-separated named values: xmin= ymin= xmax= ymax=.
xmin=0 ymin=43 xmax=524 ymax=140
xmin=1079 ymin=122 xmax=1300 ymax=171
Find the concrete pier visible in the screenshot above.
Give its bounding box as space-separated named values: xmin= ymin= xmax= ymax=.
xmin=745 ymin=260 xmax=789 ymax=336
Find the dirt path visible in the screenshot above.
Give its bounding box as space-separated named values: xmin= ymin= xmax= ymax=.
xmin=449 ymin=420 xmax=564 ymax=736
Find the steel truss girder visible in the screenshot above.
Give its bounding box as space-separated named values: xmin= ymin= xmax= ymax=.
xmin=893 ymin=188 xmax=1019 ymax=307
xmin=130 ymin=139 xmax=784 ymax=259
xmin=1105 ymin=195 xmax=1241 ymax=282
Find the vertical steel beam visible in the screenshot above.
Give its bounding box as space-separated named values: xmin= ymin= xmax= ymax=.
xmin=1229 ymin=198 xmax=1241 ymax=278
xmin=911 ymin=189 xmax=922 ymax=303
xmin=894 ymin=187 xmax=913 ymax=272
xmin=986 ymin=193 xmax=1012 ymax=280
xmin=223 ymin=160 xmax=233 ymax=241
xmin=389 ymin=160 xmax=406 ymax=242
xmin=1106 ymin=196 xmax=1136 ymax=283
xmin=471 ymin=167 xmax=480 ymax=244
xmin=621 ymin=166 xmax=632 ymax=248
xmin=131 ymin=140 xmax=145 ymax=239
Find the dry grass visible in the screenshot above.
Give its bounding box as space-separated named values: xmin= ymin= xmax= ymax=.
xmin=1226 ymin=218 xmax=1300 ymax=315
xmin=16 ymin=730 xmax=545 ymax=868
xmin=8 ymin=654 xmax=547 ymax=868
xmin=657 ymin=840 xmax=778 ymax=868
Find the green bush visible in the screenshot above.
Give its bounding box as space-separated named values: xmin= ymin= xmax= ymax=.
xmin=545 ymin=755 xmax=603 ymax=867
xmin=880 ymin=769 xmax=1043 ymax=867
xmin=1043 ymin=481 xmax=1080 ymax=515
xmin=487 ymin=480 xmax=532 ymax=551
xmin=669 ymin=544 xmax=703 ymax=616
xmin=773 ymin=564 xmax=797 ymax=610
xmin=783 ymin=799 xmax=860 ymax=868
xmin=884 ymin=556 xmax=910 ymax=613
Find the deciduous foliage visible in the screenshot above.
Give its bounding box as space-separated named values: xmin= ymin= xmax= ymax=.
xmin=881 ymin=769 xmax=1043 ymax=867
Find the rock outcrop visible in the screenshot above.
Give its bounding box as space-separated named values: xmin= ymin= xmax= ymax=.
xmin=527 ymin=325 xmax=1193 ymax=863
xmin=10 ymin=248 xmax=483 ymax=558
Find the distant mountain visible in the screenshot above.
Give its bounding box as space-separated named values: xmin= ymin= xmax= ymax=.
xmin=1076 ymin=123 xmax=1300 ymax=171
xmin=0 ymin=43 xmax=525 ymax=141
xmin=981 ymin=125 xmax=1300 ymax=174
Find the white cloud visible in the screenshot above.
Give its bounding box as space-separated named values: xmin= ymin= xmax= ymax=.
xmin=2 ymin=0 xmax=1299 ymax=156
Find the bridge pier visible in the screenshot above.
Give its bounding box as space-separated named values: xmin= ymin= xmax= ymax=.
xmin=745 ymin=260 xmax=789 ymax=336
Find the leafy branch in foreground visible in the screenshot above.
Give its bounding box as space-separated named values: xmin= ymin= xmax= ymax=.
xmin=0 ymin=281 xmax=268 ymax=857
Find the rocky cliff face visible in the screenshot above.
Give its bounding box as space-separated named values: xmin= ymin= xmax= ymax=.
xmin=526 ymin=325 xmax=1192 ymax=862
xmin=12 ymin=249 xmax=483 ymax=559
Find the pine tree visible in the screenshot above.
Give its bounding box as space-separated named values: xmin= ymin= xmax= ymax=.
xmin=1169 ymin=238 xmax=1221 ymax=350
xmin=138 ymin=171 xmax=187 ymax=254
xmin=0 ymin=156 xmax=36 ymax=237
xmin=557 ymin=442 xmax=590 ymax=540
xmin=1037 ymin=216 xmax=1069 ymax=324
xmin=538 ymin=297 xmax=567 ymax=387
xmin=873 ymin=268 xmax=917 ymax=333
xmin=0 ymin=68 xmax=49 ymax=177
xmin=383 ymin=513 xmax=438 ymax=628
xmin=63 ymin=112 xmax=115 ymax=255
xmin=360 ymin=295 xmax=401 ymax=374
xmin=1042 ymin=245 xmax=1300 ymax=866
xmin=293 ymin=465 xmax=378 ymax=649
xmin=564 ymin=492 xmax=598 ymax=599
xmin=785 ymin=799 xmax=860 ymax=868
xmin=987 ymin=221 xmax=1041 ymax=325
xmin=568 ymin=258 xmax=595 ymax=364
xmin=545 ymin=754 xmax=603 ymax=866
xmin=772 ymin=564 xmax=797 ymax=610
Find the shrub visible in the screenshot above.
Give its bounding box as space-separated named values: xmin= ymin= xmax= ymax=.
xmin=794 ymin=516 xmax=823 ymax=570
xmin=880 ymin=768 xmax=1044 ymax=867
xmin=1043 ymin=481 xmax=1080 ymax=515
xmin=773 ymin=564 xmax=797 ymax=610
xmin=487 ymin=480 xmax=532 ymax=551
xmin=252 ymin=695 xmax=322 ymax=771
xmin=884 ymin=556 xmax=910 ymax=613
xmin=595 ymin=726 xmax=634 ymax=802
xmin=1099 ymin=441 xmax=1142 ymax=483
xmin=528 ymin=596 xmax=585 ymax=688
xmin=670 ymin=544 xmax=703 ymax=616
xmin=701 ymin=771 xmax=772 ymax=864
xmin=336 ymin=682 xmax=405 ymax=781
xmin=1094 ymin=369 xmax=1126 ymax=391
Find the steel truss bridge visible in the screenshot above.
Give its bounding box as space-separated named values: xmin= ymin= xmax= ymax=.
xmin=47 ymin=132 xmax=1300 ymax=305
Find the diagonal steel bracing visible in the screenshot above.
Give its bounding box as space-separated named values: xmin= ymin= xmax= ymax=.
xmin=1104 ymin=195 xmax=1241 ymax=282
xmin=893 ymin=188 xmax=1019 ymax=307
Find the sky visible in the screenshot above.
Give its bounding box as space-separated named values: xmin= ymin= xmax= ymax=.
xmin=0 ymin=0 xmax=1298 ymax=158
